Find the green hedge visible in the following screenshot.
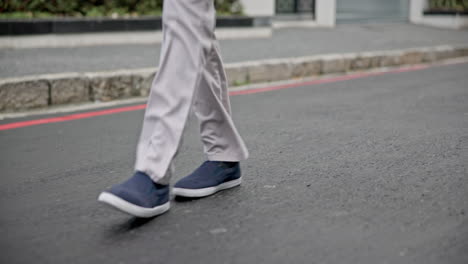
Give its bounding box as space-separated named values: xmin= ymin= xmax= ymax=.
xmin=0 ymin=0 xmax=243 ymax=18
xmin=427 ymin=0 xmax=468 ymax=11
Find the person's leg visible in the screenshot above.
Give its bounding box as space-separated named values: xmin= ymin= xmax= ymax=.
xmin=193 ymin=41 xmax=249 ymax=162
xmin=98 ymin=0 xmax=217 ymax=216
xmin=134 ymin=0 xmax=218 ymax=184
xmin=172 ymin=38 xmax=249 ymax=198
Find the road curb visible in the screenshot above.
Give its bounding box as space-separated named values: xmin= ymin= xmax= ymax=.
xmin=1 ymin=45 xmax=467 ymax=113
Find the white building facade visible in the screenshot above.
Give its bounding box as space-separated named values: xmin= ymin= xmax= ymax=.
xmin=240 ymin=0 xmax=466 ymax=29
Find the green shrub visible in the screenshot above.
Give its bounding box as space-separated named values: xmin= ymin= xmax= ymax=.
xmin=215 ymin=0 xmax=243 ymax=15
xmin=427 ymin=0 xmax=468 ymax=11
xmin=0 ymin=0 xmax=243 ymax=18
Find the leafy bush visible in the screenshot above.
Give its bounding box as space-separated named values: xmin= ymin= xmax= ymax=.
xmin=0 ymin=0 xmax=243 ymax=18
xmin=427 ymin=0 xmax=468 ymax=12
xmin=215 ymin=0 xmax=243 ymax=15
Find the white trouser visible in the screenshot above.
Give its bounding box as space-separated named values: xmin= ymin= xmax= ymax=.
xmin=134 ymin=0 xmax=249 ymax=184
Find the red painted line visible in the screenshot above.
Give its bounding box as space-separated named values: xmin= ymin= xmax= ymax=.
xmin=0 ymin=104 xmax=146 ymax=131
xmin=0 ymin=63 xmax=438 ymax=131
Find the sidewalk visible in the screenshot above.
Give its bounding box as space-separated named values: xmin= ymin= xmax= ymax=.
xmin=2 ymin=23 xmax=468 ymax=78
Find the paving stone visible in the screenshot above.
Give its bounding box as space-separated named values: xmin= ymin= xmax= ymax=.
xmin=321 ymin=54 xmax=353 ymax=74
xmin=132 ymin=69 xmax=156 ymax=97
xmin=225 ymin=65 xmax=248 ymax=86
xmin=433 ymin=46 xmax=457 ymax=61
xmin=247 ymin=60 xmax=293 ymax=83
xmin=49 ymin=74 xmax=89 ymax=105
xmin=350 ymin=54 xmax=373 ymax=71
xmin=0 ymin=78 xmax=49 ymax=111
xmin=290 ymin=57 xmax=322 ymax=78
xmin=88 ymin=72 xmax=135 ymax=102
xmin=400 ymin=51 xmax=424 ymax=65
xmin=380 ymin=51 xmax=404 ymax=67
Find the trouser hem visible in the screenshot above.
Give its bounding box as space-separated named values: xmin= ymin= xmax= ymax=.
xmin=134 ymin=168 xmax=171 ymax=185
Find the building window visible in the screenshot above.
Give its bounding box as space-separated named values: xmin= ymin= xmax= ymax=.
xmin=276 ymin=0 xmax=315 ymax=14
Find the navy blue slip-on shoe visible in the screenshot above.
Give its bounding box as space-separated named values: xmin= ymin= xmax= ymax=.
xmin=98 ymin=171 xmax=170 ymax=218
xmin=173 ymin=161 xmax=242 ymax=198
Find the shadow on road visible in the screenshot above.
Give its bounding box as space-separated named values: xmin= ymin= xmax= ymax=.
xmin=100 ymin=215 xmax=162 ymax=242
xmin=118 ymin=217 xmax=156 ymax=231
xmin=173 ymin=195 xmax=204 ymax=202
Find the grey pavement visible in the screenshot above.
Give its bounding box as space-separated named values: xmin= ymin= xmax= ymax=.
xmin=0 ymin=61 xmax=467 ymax=264
xmin=1 ymin=23 xmax=468 ymax=78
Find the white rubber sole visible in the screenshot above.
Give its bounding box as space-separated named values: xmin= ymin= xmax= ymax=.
xmin=98 ymin=192 xmax=170 ymax=218
xmin=172 ymin=177 xmax=242 ymax=198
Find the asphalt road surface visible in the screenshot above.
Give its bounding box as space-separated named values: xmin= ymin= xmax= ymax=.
xmin=1 ymin=62 xmax=467 ymax=264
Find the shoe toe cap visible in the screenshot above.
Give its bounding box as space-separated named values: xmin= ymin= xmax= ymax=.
xmin=108 ymin=186 xmax=150 ymax=208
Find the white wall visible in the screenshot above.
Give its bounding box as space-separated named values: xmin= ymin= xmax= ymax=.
xmin=409 ymin=0 xmax=426 ymax=23
xmin=239 ymin=0 xmax=274 ymax=16
xmin=316 ymin=0 xmax=336 ymax=27
xmin=240 ymin=0 xmax=337 ymax=27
